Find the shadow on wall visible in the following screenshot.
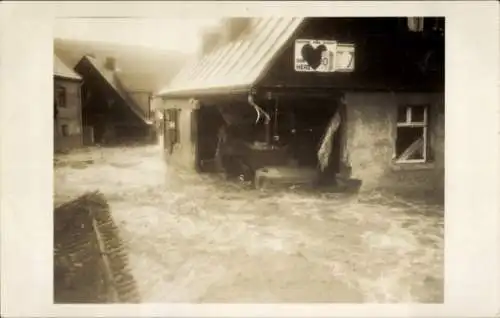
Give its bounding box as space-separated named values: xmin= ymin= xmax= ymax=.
xmin=54 ymin=191 xmax=141 ymax=303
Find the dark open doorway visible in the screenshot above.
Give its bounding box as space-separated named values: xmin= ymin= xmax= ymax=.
xmin=271 ymin=95 xmax=344 ymax=176
xmin=195 ymin=104 xmax=226 ymax=172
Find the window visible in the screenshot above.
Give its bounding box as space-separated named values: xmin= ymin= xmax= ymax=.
xmin=55 ymin=86 xmax=67 ymax=108
xmin=61 ymin=124 xmax=69 ymax=137
xmin=395 ymin=105 xmax=429 ymax=163
xmin=165 ymin=108 xmax=180 ymax=144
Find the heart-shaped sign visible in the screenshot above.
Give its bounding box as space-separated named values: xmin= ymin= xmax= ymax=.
xmin=301 ymin=44 xmax=327 ymax=70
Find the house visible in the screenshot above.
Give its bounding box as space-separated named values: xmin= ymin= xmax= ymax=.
xmin=74 ymin=55 xmax=156 ymax=145
xmin=54 ymin=38 xmax=187 ymax=93
xmin=54 ymin=53 xmax=84 ymax=152
xmin=154 ymin=17 xmax=445 ymax=200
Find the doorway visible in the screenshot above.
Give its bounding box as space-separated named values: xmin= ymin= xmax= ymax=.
xmin=195 ymin=105 xmax=226 ymax=172
xmin=276 ymin=95 xmax=344 ymax=178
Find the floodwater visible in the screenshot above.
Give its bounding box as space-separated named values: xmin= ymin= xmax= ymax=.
xmin=54 ymin=144 xmax=444 ymax=303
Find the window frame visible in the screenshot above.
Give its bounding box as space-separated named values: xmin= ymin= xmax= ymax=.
xmin=55 ymin=85 xmax=67 ymax=108
xmin=394 ymin=104 xmax=429 ymax=164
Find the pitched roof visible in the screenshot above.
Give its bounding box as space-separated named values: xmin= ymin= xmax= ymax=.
xmin=54 ymin=38 xmax=187 ymax=92
xmin=54 ymin=54 xmax=81 ymax=80
xmin=156 ymin=17 xmax=305 ymax=98
xmin=81 ymin=55 xmax=153 ymax=125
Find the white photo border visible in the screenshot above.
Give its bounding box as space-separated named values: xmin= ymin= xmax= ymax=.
xmin=1 ymin=1 xmax=499 ymax=317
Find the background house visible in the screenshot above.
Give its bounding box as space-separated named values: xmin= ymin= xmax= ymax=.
xmin=54 ymin=54 xmax=84 ymax=152
xmin=55 ymin=39 xmax=187 ymax=145
xmin=155 ymin=17 xmax=445 ymax=201
xmin=74 ymin=55 xmax=156 ymax=145
xmin=54 ymin=38 xmax=186 ymax=93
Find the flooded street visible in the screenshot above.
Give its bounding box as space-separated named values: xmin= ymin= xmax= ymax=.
xmin=54 ymin=144 xmax=444 ymax=303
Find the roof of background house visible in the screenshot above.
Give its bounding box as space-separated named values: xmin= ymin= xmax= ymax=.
xmin=79 ymin=55 xmax=153 ymax=125
xmin=156 ymin=17 xmax=305 ymax=99
xmin=54 ymin=54 xmax=82 ymax=80
xmin=54 ymin=38 xmax=187 ymax=92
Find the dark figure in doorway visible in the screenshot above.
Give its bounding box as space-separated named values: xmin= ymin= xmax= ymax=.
xmin=214 ymin=124 xmax=253 ymax=182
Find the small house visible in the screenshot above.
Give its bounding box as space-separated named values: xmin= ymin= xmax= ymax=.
xmin=75 ymin=55 xmax=156 ymax=145
xmin=154 ymin=17 xmax=445 ymax=200
xmin=54 ymin=54 xmax=84 ymax=152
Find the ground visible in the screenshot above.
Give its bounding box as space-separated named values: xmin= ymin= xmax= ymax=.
xmin=54 ymin=144 xmax=444 ymax=303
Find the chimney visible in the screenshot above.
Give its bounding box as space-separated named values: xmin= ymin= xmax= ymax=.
xmin=199 ymin=28 xmax=221 ymax=57
xmin=105 ymin=57 xmax=117 ymax=71
xmin=407 ymin=17 xmax=424 ymax=32
xmin=221 ymin=18 xmax=250 ymax=43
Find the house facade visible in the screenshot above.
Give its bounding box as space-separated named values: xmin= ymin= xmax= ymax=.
xmin=154 ymin=17 xmax=445 ymax=201
xmin=54 ymin=54 xmax=84 ymax=152
xmin=75 ymin=56 xmax=156 ymax=145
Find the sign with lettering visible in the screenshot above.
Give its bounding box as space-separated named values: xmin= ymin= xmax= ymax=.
xmin=294 ymin=39 xmax=355 ymax=73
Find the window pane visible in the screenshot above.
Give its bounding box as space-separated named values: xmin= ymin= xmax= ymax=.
xmin=61 ymin=124 xmax=69 ymax=137
xmin=411 ymin=105 xmax=426 ymax=123
xmin=397 ymin=106 xmax=408 ymax=123
xmin=395 ymin=127 xmax=424 ymax=160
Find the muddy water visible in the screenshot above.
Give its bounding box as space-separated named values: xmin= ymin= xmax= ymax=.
xmin=54 ymin=145 xmax=444 ymax=303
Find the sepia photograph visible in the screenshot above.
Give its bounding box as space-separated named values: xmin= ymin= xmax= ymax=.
xmin=1 ymin=0 xmax=499 ymax=316
xmin=52 ymin=16 xmax=446 ymax=304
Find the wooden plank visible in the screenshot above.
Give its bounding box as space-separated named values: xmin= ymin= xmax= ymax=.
xmin=92 ymin=218 xmax=119 ymax=302
xmin=398 ymin=137 xmax=424 ymax=161
xmin=396 ymin=122 xmax=426 ymax=127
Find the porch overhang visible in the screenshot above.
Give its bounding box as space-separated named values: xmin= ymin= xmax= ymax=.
xmin=156 ymin=84 xmax=251 ymax=101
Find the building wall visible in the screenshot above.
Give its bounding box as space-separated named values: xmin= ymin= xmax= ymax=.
xmin=162 ymin=99 xmax=199 ymax=171
xmin=260 ymin=18 xmax=444 ymax=93
xmin=343 ymin=92 xmax=444 ymax=199
xmin=54 ymin=78 xmax=83 ymax=152
xmin=77 ymin=58 xmax=154 ymax=145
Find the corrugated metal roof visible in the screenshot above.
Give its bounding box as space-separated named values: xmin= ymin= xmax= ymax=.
xmin=54 ymin=54 xmax=81 ymax=80
xmin=82 ymin=56 xmax=153 ymax=125
xmin=157 ymin=17 xmax=305 ymax=98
